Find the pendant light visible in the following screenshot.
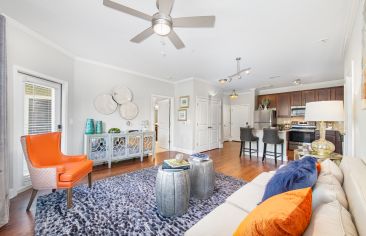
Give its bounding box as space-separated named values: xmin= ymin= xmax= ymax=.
xmin=229 ymin=90 xmax=239 ymax=100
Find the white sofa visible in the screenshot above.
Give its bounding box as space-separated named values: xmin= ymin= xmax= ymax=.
xmin=185 ymin=157 xmax=366 ymax=236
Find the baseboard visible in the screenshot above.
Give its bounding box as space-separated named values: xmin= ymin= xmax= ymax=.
xmin=9 ymin=184 xmax=32 ymax=199
xmin=171 ymin=147 xmax=194 ymax=155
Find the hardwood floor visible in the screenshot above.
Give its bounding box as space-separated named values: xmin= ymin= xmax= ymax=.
xmin=0 ymin=141 xmax=278 ymax=236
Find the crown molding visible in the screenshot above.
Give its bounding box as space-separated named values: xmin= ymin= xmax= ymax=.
xmin=74 ymin=57 xmax=175 ymax=84
xmin=2 ymin=13 xmax=176 ymax=84
xmin=2 ymin=14 xmax=75 ymax=58
xmin=342 ymin=0 xmax=362 ymax=56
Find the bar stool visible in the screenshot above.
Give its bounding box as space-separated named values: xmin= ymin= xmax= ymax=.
xmin=262 ymin=128 xmax=284 ymax=165
xmin=239 ymin=127 xmax=259 ymax=159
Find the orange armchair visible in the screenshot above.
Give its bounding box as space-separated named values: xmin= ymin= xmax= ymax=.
xmin=21 ymin=132 xmax=93 ymax=210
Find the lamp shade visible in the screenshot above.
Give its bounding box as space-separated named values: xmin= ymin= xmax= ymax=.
xmin=305 ymin=101 xmax=344 ymax=122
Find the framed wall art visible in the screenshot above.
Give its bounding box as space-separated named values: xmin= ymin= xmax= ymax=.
xmin=179 ymin=96 xmax=190 ymax=108
xmin=178 ymin=109 xmax=187 ymax=121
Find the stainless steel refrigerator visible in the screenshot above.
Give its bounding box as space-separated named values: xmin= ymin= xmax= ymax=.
xmin=253 ymin=110 xmax=277 ymax=130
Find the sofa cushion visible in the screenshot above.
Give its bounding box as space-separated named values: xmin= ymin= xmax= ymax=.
xmin=312 ymin=182 xmax=348 ymax=210
xmin=317 ymin=173 xmax=342 ymax=186
xmin=184 ymin=203 xmax=248 ymax=236
xmin=226 ymin=183 xmax=265 ymax=213
xmin=234 ymin=188 xmax=312 ymax=236
xmin=320 ymin=159 xmax=343 ymax=184
xmin=303 ymin=201 xmax=358 ymax=236
xmin=340 ymin=157 xmax=366 ymax=236
xmin=262 ymin=156 xmax=317 ymax=202
xmin=251 ymin=172 xmax=274 ymax=187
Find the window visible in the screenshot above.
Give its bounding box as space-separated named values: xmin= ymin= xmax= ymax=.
xmin=21 ymin=74 xmax=62 ymax=178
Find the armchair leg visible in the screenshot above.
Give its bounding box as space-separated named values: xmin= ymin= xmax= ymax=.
xmin=88 ymin=172 xmax=92 ymax=188
xmin=67 ymin=188 xmax=73 ymax=209
xmin=26 ymin=189 xmax=38 ymax=211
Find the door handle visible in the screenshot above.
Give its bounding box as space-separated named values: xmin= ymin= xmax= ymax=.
xmin=208 ymin=127 xmax=212 ymax=129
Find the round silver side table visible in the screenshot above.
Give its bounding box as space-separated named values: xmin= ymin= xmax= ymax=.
xmin=155 ymin=167 xmax=190 ymax=217
xmin=189 ymin=159 xmax=215 ymax=199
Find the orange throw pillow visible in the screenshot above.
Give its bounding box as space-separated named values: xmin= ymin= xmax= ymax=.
xmin=233 ymin=188 xmax=312 ymax=236
xmin=316 ymin=162 xmax=321 ymax=174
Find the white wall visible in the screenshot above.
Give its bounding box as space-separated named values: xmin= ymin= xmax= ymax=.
xmin=174 ymin=79 xmax=195 ymax=153
xmin=344 ymin=0 xmax=366 ymax=158
xmin=5 ymin=17 xmax=74 ymax=195
xmin=70 ymin=59 xmax=175 ymax=154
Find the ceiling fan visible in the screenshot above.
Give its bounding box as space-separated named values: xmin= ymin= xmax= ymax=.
xmin=219 ymin=57 xmax=251 ymax=84
xmin=103 ymin=0 xmax=216 ymax=49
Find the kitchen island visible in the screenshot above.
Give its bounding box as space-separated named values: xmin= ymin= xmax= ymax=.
xmin=246 ymin=129 xmax=289 ymax=162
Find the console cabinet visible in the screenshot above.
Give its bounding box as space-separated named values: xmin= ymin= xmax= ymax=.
xmin=84 ymin=131 xmax=155 ymax=168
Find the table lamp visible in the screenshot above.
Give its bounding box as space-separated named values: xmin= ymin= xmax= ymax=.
xmin=305 ymin=101 xmax=344 ymax=157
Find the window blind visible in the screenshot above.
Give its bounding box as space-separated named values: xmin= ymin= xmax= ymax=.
xmin=24 ymin=83 xmax=54 ymax=135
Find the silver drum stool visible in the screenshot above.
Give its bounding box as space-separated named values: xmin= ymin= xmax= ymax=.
xmin=155 ymin=167 xmax=190 ymax=217
xmin=189 ymin=160 xmax=215 ymax=199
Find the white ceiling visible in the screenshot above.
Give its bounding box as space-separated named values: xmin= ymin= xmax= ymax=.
xmin=0 ymin=0 xmax=353 ymax=91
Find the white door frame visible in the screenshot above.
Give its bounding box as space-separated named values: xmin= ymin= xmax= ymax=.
xmin=150 ymin=94 xmax=175 ymax=150
xmin=11 ymin=66 xmax=69 ymax=198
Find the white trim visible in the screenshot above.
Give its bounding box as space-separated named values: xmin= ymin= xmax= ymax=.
xmin=171 ymin=147 xmax=194 ymax=155
xmin=3 ymin=14 xmax=74 ymax=58
xmin=3 ymin=14 xmax=176 ymax=85
xmin=257 ymin=79 xmax=345 ymax=95
xmin=343 ymin=0 xmax=363 ymax=55
xmin=75 ymin=57 xmax=174 ymax=84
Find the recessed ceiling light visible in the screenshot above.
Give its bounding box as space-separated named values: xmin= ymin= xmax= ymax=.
xmin=293 ymin=79 xmax=302 ymax=85
xmin=319 ymin=38 xmax=329 ymax=43
xmin=269 ymin=76 xmax=281 ymax=80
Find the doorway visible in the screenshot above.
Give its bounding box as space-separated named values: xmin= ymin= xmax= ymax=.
xmin=230 ymin=105 xmax=250 ymax=141
xmin=195 ymin=97 xmax=220 ymax=152
xmin=12 ymin=67 xmax=68 ymax=197
xmin=151 ymin=95 xmax=174 ymax=153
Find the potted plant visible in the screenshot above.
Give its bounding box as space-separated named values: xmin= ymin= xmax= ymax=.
xmin=261 ymin=98 xmax=270 ymax=110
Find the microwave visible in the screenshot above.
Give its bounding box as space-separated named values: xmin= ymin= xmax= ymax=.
xmin=291 ymin=106 xmax=306 ymax=117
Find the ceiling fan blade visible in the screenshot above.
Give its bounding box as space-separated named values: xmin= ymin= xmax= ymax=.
xmin=130 ymin=27 xmax=154 ymax=43
xmin=173 ymin=16 xmax=215 ymax=27
xmin=103 ymin=0 xmax=152 ymax=21
xmin=158 ymin=0 xmax=174 ymax=15
xmin=168 ymin=30 xmax=185 ymax=49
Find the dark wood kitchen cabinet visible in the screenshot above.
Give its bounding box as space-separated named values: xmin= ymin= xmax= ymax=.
xmin=330 ymin=86 xmax=344 ymax=101
xmin=291 ymin=91 xmax=302 ymax=106
xmin=257 ymin=94 xmax=277 ymax=109
xmin=316 ymin=88 xmax=331 ymax=101
xmin=277 ymin=93 xmax=291 ymax=117
xmin=301 ymin=90 xmax=316 ymax=105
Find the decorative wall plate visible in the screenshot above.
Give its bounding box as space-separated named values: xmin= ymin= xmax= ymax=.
xmin=94 ymin=94 xmax=118 ymax=115
xmin=112 ymin=86 xmax=133 ymax=104
xmin=119 ymin=102 xmax=139 ymax=120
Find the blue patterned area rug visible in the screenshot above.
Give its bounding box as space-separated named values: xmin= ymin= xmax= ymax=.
xmin=35 ymin=166 xmax=245 ymax=235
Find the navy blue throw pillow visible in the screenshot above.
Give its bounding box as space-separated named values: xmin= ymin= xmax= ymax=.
xmin=261 ymin=156 xmax=317 ymax=202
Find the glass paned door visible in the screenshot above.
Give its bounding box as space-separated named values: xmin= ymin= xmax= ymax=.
xmin=21 ymin=73 xmax=62 ymax=177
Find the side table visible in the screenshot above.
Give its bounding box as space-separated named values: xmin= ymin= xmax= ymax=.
xmin=155 ymin=167 xmax=190 ymax=217
xmin=189 ymin=159 xmax=215 ymax=199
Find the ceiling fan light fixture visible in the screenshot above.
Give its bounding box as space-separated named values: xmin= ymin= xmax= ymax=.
xmin=153 ymin=19 xmax=172 ymax=36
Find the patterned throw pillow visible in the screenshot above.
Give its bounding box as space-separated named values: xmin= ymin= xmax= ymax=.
xmin=262 ymin=156 xmax=317 ymax=202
